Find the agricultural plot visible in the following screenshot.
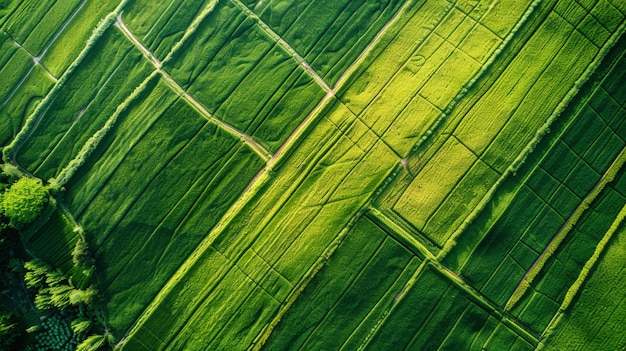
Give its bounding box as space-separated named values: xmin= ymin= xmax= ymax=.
xmin=1 ymin=0 xmax=625 ymax=350
xmin=240 ymin=0 xmax=405 ymax=86
xmin=542 ymin=220 xmax=626 ymax=351
xmin=151 ymin=0 xmax=327 ymax=153
xmin=378 ymin=0 xmax=625 ymax=254
xmin=60 ymin=75 xmax=266 ymax=333
xmin=263 ymin=215 xmax=421 ymax=350
xmin=444 ymin=35 xmax=626 ymax=309
xmin=358 ymin=264 xmax=535 ymax=351
xmin=15 ymin=27 xmax=153 ymax=179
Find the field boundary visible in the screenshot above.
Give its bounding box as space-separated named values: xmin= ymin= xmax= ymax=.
xmin=114 ymin=14 xmax=272 ymax=161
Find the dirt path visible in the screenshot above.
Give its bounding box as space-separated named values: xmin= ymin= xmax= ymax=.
xmin=115 ymin=14 xmax=272 ymax=162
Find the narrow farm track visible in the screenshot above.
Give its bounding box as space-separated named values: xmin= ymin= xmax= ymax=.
xmin=36 ymin=0 xmax=89 ymax=63
xmin=115 ymin=14 xmax=272 ymax=162
xmin=267 ymin=0 xmax=413 ymax=166
xmin=230 ymin=0 xmax=331 ymax=93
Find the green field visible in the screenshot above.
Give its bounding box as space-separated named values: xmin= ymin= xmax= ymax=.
xmin=1 ymin=0 xmax=625 ymax=350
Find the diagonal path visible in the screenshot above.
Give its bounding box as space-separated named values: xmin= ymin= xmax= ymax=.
xmin=230 ymin=0 xmax=332 ymax=92
xmin=115 ymin=14 xmax=272 ymax=162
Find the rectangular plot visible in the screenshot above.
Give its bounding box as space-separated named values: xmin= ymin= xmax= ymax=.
xmin=601 ymin=55 xmax=626 ymax=106
xmin=482 ymin=29 xmax=598 ymax=171
xmin=207 ymin=287 xmax=280 ymax=350
xmin=517 ymin=291 xmax=560 ymax=333
xmin=548 ymin=185 xmax=580 ymax=219
xmin=185 ymin=20 xmax=274 ymax=113
xmin=365 ymin=266 xmax=451 ymax=350
xmin=481 ymin=256 xmax=526 ymax=306
xmin=404 ymin=286 xmax=471 ymax=350
xmin=588 ymin=88 xmax=621 ymax=124
xmin=437 ymin=303 xmax=491 ymax=350
xmin=575 ymin=186 xmax=625 ymax=240
xmin=281 ymin=0 xmax=352 ymax=57
xmin=251 ymin=72 xmax=325 ymax=153
xmin=395 ymin=137 xmax=476 ymax=231
xmin=381 ymin=94 xmax=441 ymax=157
xmin=459 ymin=22 xmax=501 ymax=63
xmin=1 ymin=0 xmax=55 ymax=45
xmin=21 ymin=0 xmax=82 ymax=55
xmin=213 ymin=44 xmax=298 ymax=131
xmin=0 ymin=47 xmax=32 ymax=101
xmin=483 ymin=324 xmax=520 ymax=351
xmin=555 ymin=0 xmax=589 ymax=26
xmin=164 ymin=1 xmax=248 ymax=88
xmin=527 ymin=168 xmax=560 ymax=202
xmin=510 ymin=242 xmax=539 ymax=271
xmin=0 ymin=64 xmax=55 ymax=147
xmin=310 ymin=0 xmax=405 ymax=86
xmin=300 ymin=237 xmax=414 ymax=350
xmin=584 ymin=127 xmax=625 ymax=173
xmin=93 ymin=121 xmax=236 ymax=285
xmin=423 ymin=159 xmax=500 ymax=247
xmin=479 ymin=0 xmax=533 ymax=38
xmin=420 ymin=48 xmax=481 ymax=109
xmin=563 ymin=105 xmax=606 ymax=156
xmin=363 ymin=34 xmax=452 ymax=135
xmin=455 ymin=13 xmax=574 ymax=156
xmin=262 ymin=216 xmax=387 ymax=350
xmin=578 ymin=14 xmax=610 ymax=47
xmin=0 ymin=31 xmax=19 ymax=67
xmin=461 ymin=186 xmax=543 ymax=289
xmin=564 ymin=160 xmax=600 ymax=198
xmin=540 ymin=140 xmax=580 ymax=182
xmin=42 ymin=0 xmax=118 ymax=76
xmin=521 ymin=205 xmax=564 ymax=253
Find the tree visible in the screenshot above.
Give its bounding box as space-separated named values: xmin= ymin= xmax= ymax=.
xmin=1 ymin=177 xmax=48 ymax=228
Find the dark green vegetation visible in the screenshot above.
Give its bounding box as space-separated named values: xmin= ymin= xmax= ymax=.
xmin=1 ymin=0 xmax=625 ymax=350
